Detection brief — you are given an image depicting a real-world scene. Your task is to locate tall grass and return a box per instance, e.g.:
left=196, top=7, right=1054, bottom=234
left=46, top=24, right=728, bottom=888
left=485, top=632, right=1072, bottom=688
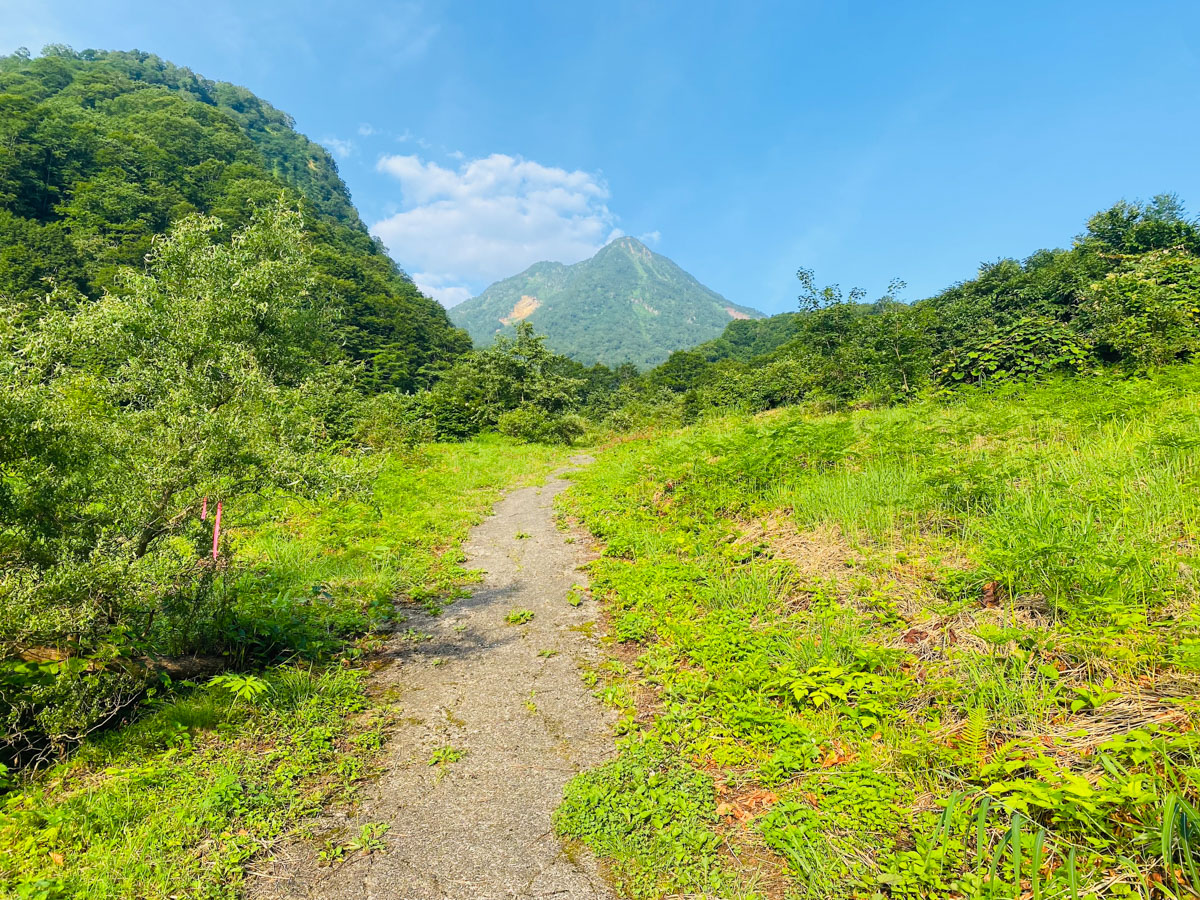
left=557, top=366, right=1200, bottom=897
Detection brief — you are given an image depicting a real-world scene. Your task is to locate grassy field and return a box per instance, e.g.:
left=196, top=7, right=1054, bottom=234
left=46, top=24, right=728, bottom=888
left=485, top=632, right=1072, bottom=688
left=0, top=436, right=570, bottom=899
left=555, top=368, right=1200, bottom=899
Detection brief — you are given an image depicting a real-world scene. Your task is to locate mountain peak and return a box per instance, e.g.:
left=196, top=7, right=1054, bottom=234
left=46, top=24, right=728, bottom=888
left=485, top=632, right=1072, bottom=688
left=599, top=235, right=653, bottom=259
left=608, top=235, right=649, bottom=250
left=450, top=241, right=763, bottom=369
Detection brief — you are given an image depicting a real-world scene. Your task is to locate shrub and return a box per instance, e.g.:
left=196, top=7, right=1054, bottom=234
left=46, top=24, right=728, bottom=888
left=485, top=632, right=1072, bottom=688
left=497, top=406, right=586, bottom=444
left=349, top=391, right=436, bottom=448
left=938, top=315, right=1092, bottom=385
left=1084, top=249, right=1200, bottom=367
left=0, top=202, right=349, bottom=761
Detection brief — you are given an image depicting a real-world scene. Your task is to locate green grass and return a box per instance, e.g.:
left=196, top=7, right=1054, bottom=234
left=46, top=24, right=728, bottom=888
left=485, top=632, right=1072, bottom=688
left=235, top=434, right=570, bottom=631
left=0, top=435, right=570, bottom=899
left=555, top=367, right=1200, bottom=898
left=1, top=667, right=378, bottom=899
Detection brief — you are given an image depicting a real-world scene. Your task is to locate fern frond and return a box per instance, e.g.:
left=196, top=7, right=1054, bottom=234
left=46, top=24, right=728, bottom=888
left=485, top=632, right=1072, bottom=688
left=962, top=704, right=988, bottom=776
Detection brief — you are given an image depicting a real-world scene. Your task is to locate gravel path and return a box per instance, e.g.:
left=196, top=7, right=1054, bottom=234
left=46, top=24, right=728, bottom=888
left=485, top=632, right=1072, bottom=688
left=253, top=459, right=616, bottom=900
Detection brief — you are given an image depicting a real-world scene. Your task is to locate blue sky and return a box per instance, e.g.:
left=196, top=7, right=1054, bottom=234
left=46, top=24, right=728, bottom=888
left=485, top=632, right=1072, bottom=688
left=5, top=0, right=1200, bottom=313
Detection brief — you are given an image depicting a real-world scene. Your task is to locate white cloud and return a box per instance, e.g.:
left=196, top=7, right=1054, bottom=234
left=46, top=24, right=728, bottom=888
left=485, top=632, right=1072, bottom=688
left=413, top=276, right=472, bottom=308
left=321, top=136, right=355, bottom=159
left=371, top=153, right=620, bottom=306
left=639, top=230, right=662, bottom=244
left=357, top=123, right=378, bottom=137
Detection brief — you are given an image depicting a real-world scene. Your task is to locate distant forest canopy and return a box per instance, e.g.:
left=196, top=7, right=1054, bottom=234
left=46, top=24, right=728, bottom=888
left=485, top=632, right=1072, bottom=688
left=0, top=45, right=470, bottom=391
left=638, top=193, right=1200, bottom=414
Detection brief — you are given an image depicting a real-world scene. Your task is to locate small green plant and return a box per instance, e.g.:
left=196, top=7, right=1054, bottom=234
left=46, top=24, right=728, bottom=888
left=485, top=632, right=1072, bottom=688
left=317, top=843, right=344, bottom=866
left=208, top=673, right=270, bottom=711
left=537, top=649, right=558, bottom=658
left=429, top=745, right=465, bottom=766
left=773, top=662, right=897, bottom=729
left=318, top=822, right=389, bottom=866
left=959, top=705, right=988, bottom=776
left=515, top=531, right=532, bottom=540
left=567, top=585, right=586, bottom=607
left=505, top=608, right=535, bottom=625
left=1068, top=678, right=1121, bottom=713
left=346, top=822, right=389, bottom=854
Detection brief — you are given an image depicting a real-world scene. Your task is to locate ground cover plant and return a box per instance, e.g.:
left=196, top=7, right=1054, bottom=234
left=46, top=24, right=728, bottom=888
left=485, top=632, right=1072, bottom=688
left=555, top=366, right=1200, bottom=898
left=0, top=437, right=569, bottom=899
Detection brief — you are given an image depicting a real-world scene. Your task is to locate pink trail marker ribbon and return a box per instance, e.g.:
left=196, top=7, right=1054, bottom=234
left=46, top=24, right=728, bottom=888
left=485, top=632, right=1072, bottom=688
left=212, top=500, right=223, bottom=560
left=201, top=497, right=208, bottom=521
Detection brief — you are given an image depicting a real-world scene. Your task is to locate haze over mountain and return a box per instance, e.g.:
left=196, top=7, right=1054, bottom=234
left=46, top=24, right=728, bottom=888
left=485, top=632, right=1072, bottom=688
left=449, top=237, right=762, bottom=369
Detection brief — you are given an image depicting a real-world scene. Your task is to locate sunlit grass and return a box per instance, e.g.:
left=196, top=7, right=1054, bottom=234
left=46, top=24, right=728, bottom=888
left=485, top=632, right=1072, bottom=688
left=0, top=435, right=571, bottom=899
left=556, top=366, right=1200, bottom=898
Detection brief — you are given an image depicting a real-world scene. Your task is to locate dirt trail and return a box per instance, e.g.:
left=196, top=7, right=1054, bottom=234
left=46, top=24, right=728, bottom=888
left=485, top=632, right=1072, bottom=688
left=254, top=459, right=616, bottom=900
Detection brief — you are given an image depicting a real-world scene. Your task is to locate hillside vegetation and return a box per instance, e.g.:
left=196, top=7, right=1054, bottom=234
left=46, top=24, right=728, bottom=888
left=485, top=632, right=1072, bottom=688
left=0, top=46, right=468, bottom=391
left=635, top=194, right=1200, bottom=416
left=557, top=368, right=1200, bottom=898
left=450, top=236, right=762, bottom=369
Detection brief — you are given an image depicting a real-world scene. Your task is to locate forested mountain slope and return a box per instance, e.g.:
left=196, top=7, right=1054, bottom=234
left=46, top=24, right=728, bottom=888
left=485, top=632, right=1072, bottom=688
left=450, top=236, right=762, bottom=369
left=0, top=46, right=468, bottom=390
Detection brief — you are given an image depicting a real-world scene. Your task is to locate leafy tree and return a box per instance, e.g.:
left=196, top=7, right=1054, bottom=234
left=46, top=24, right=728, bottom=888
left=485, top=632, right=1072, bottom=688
left=401, top=323, right=588, bottom=443
left=0, top=46, right=469, bottom=391
left=1, top=203, right=349, bottom=757
left=1083, top=250, right=1200, bottom=367
left=1081, top=193, right=1200, bottom=255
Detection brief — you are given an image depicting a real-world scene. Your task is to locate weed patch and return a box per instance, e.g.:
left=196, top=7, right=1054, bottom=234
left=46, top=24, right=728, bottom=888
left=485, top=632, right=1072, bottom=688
left=0, top=667, right=377, bottom=899
left=554, top=737, right=726, bottom=898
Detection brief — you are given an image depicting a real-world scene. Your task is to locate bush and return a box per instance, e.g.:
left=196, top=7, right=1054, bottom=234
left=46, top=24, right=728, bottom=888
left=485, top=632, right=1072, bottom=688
left=1084, top=249, right=1200, bottom=367
left=349, top=391, right=435, bottom=449
left=497, top=406, right=586, bottom=444
left=0, top=203, right=351, bottom=761
left=937, top=315, right=1092, bottom=386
